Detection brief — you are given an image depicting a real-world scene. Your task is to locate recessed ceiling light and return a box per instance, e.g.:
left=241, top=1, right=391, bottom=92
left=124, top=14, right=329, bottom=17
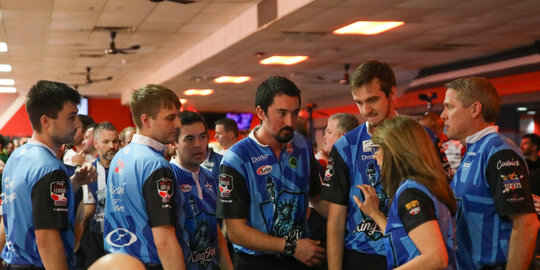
left=0, top=65, right=12, bottom=72
left=180, top=98, right=188, bottom=104
left=333, top=21, right=405, bottom=35
left=0, top=79, right=14, bottom=85
left=260, top=56, right=308, bottom=65
left=0, top=43, right=7, bottom=52
left=183, top=89, right=214, bottom=96
left=214, top=76, right=251, bottom=84
left=517, top=107, right=527, bottom=111
left=0, top=86, right=16, bottom=93
left=527, top=111, right=536, bottom=115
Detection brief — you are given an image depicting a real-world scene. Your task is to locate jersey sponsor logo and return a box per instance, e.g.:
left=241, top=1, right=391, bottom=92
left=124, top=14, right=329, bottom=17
left=251, top=155, right=268, bottom=163
left=353, top=219, right=383, bottom=241
left=188, top=247, right=216, bottom=267
left=157, top=178, right=173, bottom=202
left=181, top=184, right=192, bottom=192
left=219, top=174, right=233, bottom=198
left=288, top=157, right=298, bottom=168
left=110, top=182, right=126, bottom=195
left=112, top=199, right=125, bottom=212
left=362, top=139, right=374, bottom=153
left=405, top=199, right=421, bottom=215
left=323, top=158, right=334, bottom=184
left=2, top=192, right=16, bottom=203
left=361, top=154, right=375, bottom=160
left=257, top=165, right=273, bottom=175
left=105, top=228, right=138, bottom=247
left=501, top=172, right=525, bottom=201
left=496, top=159, right=520, bottom=170
left=114, top=159, right=125, bottom=174
left=50, top=181, right=68, bottom=206
left=286, top=143, right=294, bottom=154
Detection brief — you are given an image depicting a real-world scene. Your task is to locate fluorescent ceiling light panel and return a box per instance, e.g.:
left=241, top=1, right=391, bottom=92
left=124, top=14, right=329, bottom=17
left=0, top=43, right=7, bottom=52
left=260, top=56, right=308, bottom=65
left=517, top=107, right=527, bottom=111
left=333, top=21, right=405, bottom=35
left=0, top=86, right=16, bottom=93
left=183, top=89, right=214, bottom=96
left=0, top=79, right=14, bottom=85
left=214, top=76, right=251, bottom=84
left=0, top=64, right=12, bottom=72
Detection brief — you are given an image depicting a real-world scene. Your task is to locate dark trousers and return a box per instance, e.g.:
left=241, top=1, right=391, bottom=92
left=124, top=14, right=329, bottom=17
left=342, top=249, right=387, bottom=270
left=235, top=252, right=310, bottom=270
left=2, top=264, right=45, bottom=270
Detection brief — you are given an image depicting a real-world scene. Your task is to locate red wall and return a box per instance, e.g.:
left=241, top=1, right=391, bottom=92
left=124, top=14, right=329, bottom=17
left=0, top=97, right=134, bottom=137
left=0, top=105, right=33, bottom=137
left=87, top=98, right=134, bottom=131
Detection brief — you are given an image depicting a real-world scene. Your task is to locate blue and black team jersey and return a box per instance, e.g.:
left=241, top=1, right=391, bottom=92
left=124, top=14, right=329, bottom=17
left=1, top=141, right=75, bottom=268
left=320, top=123, right=450, bottom=256
left=320, top=123, right=388, bottom=255
left=201, top=148, right=223, bottom=179
left=170, top=160, right=219, bottom=270
left=385, top=180, right=456, bottom=270
left=103, top=135, right=182, bottom=264
left=452, top=126, right=534, bottom=269
left=217, top=129, right=320, bottom=255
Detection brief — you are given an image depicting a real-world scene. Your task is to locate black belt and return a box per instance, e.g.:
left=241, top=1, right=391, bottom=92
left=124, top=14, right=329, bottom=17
left=2, top=264, right=45, bottom=270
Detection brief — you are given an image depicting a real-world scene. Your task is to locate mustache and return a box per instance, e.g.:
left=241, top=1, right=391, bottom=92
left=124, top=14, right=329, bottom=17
left=279, top=126, right=294, bottom=133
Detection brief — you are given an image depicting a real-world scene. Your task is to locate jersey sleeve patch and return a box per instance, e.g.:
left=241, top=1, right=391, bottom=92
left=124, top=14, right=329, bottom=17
left=31, top=170, right=70, bottom=230
left=486, top=149, right=535, bottom=216
left=143, top=168, right=177, bottom=227
left=216, top=165, right=249, bottom=219
left=398, top=188, right=437, bottom=233
left=320, top=147, right=351, bottom=205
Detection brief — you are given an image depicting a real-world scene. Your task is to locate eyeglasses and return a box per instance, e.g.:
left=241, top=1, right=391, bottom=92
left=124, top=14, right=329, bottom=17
left=371, top=144, right=380, bottom=155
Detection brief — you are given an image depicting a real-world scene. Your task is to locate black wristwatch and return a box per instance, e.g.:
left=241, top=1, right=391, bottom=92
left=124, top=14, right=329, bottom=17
left=283, top=238, right=297, bottom=256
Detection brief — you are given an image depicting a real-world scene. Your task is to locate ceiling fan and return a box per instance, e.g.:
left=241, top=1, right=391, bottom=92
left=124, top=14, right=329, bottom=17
left=149, top=0, right=197, bottom=4
left=74, top=67, right=113, bottom=87
left=104, top=31, right=140, bottom=55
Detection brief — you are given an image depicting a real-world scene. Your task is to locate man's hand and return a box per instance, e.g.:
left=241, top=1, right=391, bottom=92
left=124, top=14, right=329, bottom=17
left=71, top=149, right=86, bottom=166
left=70, top=162, right=97, bottom=191
left=293, top=238, right=326, bottom=267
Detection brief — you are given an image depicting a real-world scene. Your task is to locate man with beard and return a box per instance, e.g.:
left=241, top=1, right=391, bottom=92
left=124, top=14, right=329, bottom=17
left=217, top=76, right=326, bottom=269
left=104, top=84, right=186, bottom=270
left=170, top=111, right=232, bottom=270
left=1, top=80, right=96, bottom=269
left=78, top=121, right=121, bottom=268
left=321, top=60, right=398, bottom=270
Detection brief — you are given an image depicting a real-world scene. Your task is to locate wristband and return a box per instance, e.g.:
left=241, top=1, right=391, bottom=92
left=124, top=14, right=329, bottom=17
left=283, top=238, right=297, bottom=256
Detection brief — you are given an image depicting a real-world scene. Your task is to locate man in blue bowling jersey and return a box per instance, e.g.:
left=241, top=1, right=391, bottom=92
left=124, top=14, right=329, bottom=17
left=78, top=121, right=120, bottom=268
left=103, top=84, right=186, bottom=270
left=217, top=76, right=326, bottom=269
left=321, top=60, right=398, bottom=270
left=1, top=80, right=95, bottom=270
left=441, top=77, right=538, bottom=269
left=170, top=111, right=233, bottom=270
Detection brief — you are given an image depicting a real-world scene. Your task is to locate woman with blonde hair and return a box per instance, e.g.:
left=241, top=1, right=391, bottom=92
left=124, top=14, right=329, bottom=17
left=354, top=115, right=457, bottom=269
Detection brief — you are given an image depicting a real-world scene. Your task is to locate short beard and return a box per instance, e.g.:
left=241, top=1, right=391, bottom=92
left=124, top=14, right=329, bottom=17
left=275, top=127, right=294, bottom=143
